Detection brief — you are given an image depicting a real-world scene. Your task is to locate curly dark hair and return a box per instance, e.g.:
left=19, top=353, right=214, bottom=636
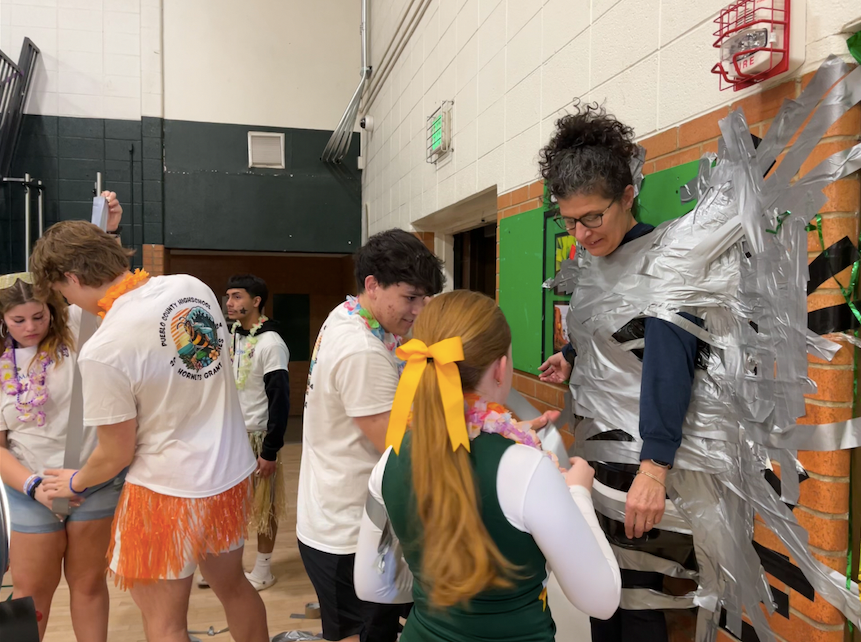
left=539, top=101, right=638, bottom=203
left=354, top=229, right=445, bottom=295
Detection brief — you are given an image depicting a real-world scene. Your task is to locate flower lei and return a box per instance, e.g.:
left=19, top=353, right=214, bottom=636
left=97, top=269, right=150, bottom=318
left=230, top=315, right=268, bottom=390
left=464, top=393, right=559, bottom=467
left=0, top=335, right=53, bottom=427
left=344, top=296, right=400, bottom=354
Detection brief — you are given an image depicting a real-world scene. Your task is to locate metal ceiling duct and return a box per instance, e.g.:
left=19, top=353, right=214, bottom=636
left=321, top=0, right=370, bottom=163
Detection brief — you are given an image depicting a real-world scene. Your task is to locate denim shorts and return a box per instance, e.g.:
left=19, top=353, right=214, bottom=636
left=5, top=470, right=126, bottom=534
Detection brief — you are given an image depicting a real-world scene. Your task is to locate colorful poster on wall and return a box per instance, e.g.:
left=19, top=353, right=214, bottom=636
left=554, top=233, right=577, bottom=295
left=553, top=303, right=569, bottom=352
left=555, top=234, right=576, bottom=272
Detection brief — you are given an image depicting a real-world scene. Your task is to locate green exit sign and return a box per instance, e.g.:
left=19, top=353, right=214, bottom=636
left=426, top=102, right=452, bottom=164
left=430, top=113, right=444, bottom=153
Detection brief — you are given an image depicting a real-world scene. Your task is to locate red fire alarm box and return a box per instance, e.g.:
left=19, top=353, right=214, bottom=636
left=711, top=0, right=805, bottom=91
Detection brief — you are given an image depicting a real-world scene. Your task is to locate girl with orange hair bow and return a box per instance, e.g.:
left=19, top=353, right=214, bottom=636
left=353, top=290, right=621, bottom=642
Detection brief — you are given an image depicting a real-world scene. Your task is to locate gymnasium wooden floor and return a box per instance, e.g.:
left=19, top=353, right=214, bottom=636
left=1, top=443, right=324, bottom=642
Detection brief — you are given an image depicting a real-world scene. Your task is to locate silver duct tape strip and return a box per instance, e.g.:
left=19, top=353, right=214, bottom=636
left=575, top=423, right=739, bottom=475
left=828, top=332, right=861, bottom=349
left=506, top=388, right=570, bottom=464
left=647, top=306, right=736, bottom=349
left=767, top=65, right=861, bottom=191
left=579, top=440, right=642, bottom=466
left=630, top=145, right=646, bottom=198
left=806, top=330, right=842, bottom=361
left=619, top=588, right=696, bottom=611
left=619, top=338, right=645, bottom=351
left=365, top=494, right=395, bottom=575
left=540, top=425, right=571, bottom=466
left=365, top=494, right=388, bottom=531
left=591, top=479, right=693, bottom=535
left=544, top=257, right=578, bottom=294
left=610, top=545, right=698, bottom=581
left=53, top=310, right=100, bottom=517
left=777, top=142, right=861, bottom=216
left=764, top=417, right=861, bottom=451
left=680, top=154, right=718, bottom=204
left=756, top=55, right=851, bottom=176
left=739, top=442, right=861, bottom=627
left=670, top=467, right=777, bottom=642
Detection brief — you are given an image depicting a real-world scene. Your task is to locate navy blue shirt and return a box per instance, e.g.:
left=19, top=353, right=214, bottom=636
left=561, top=222, right=699, bottom=466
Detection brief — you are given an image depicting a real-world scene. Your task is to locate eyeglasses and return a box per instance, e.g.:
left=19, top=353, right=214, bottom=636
left=552, top=199, right=616, bottom=231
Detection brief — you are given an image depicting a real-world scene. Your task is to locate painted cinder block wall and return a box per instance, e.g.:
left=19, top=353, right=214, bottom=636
left=362, top=0, right=861, bottom=236
left=495, top=70, right=861, bottom=642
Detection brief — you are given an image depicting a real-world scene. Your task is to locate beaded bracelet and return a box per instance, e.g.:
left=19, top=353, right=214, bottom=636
left=69, top=471, right=88, bottom=496
left=23, top=473, right=39, bottom=496
left=27, top=478, right=43, bottom=500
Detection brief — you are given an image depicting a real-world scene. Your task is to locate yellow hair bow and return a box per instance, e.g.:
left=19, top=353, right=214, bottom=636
left=386, top=337, right=469, bottom=455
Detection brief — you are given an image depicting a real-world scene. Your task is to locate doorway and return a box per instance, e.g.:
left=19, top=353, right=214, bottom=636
left=453, top=223, right=497, bottom=297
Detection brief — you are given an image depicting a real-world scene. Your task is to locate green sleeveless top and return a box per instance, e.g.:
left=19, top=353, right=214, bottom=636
left=382, top=432, right=555, bottom=642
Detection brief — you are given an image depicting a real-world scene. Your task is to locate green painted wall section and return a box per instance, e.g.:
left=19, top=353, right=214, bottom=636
left=498, top=207, right=545, bottom=376
left=637, top=160, right=701, bottom=226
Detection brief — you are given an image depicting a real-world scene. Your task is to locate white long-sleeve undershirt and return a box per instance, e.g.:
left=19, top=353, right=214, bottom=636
left=354, top=444, right=621, bottom=620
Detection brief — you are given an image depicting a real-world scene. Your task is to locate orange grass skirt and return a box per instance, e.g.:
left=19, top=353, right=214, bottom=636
left=106, top=477, right=252, bottom=589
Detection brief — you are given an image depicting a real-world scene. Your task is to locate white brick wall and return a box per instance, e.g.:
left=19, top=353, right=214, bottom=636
left=4, top=0, right=361, bottom=128
left=364, top=0, right=861, bottom=236
left=0, top=0, right=159, bottom=121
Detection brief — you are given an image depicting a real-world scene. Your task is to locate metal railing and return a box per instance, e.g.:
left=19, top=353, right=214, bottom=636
left=0, top=38, right=40, bottom=180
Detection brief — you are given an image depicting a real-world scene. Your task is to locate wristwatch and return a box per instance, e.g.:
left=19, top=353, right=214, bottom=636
left=109, top=225, right=123, bottom=236
left=649, top=459, right=671, bottom=469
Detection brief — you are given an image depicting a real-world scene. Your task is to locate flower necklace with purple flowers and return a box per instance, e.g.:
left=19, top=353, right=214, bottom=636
left=0, top=336, right=52, bottom=427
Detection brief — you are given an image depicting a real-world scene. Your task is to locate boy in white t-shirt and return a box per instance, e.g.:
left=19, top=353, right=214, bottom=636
left=222, top=273, right=290, bottom=591
left=297, top=228, right=444, bottom=642
left=30, top=221, right=268, bottom=642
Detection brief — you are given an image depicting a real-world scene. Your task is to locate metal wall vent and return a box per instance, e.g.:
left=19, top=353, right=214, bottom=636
left=248, top=132, right=285, bottom=169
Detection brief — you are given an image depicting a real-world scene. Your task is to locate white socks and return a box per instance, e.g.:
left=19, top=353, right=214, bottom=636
left=250, top=552, right=273, bottom=579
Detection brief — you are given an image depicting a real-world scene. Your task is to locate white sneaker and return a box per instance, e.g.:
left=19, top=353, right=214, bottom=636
left=245, top=571, right=277, bottom=591
left=196, top=573, right=209, bottom=588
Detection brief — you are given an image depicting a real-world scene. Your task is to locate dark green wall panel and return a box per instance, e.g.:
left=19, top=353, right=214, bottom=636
left=162, top=120, right=360, bottom=254
left=1, top=114, right=163, bottom=273
left=272, top=293, right=311, bottom=362
left=1, top=114, right=359, bottom=273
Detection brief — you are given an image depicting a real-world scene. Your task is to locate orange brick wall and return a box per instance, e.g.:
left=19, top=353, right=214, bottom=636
left=141, top=244, right=165, bottom=276
left=495, top=71, right=861, bottom=642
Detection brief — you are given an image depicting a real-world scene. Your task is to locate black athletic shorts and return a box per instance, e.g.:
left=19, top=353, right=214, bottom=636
left=298, top=539, right=407, bottom=642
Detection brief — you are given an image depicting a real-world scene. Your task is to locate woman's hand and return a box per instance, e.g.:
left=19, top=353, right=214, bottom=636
left=564, top=457, right=595, bottom=490
left=624, top=461, right=667, bottom=538
left=42, top=468, right=83, bottom=499
left=539, top=352, right=572, bottom=383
